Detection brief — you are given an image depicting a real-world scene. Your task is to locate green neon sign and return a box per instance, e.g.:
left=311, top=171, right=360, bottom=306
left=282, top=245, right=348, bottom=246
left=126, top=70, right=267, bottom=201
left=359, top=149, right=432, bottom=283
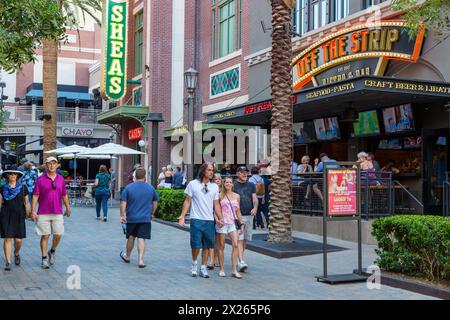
left=101, top=0, right=128, bottom=101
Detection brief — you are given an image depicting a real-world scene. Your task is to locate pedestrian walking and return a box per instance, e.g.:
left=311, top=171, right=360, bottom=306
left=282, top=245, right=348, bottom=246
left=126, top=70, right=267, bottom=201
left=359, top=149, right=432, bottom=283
left=109, top=168, right=117, bottom=199
left=216, top=176, right=244, bottom=278
left=31, top=157, right=71, bottom=269
left=22, top=162, right=39, bottom=204
left=0, top=166, right=31, bottom=271
left=119, top=168, right=159, bottom=268
left=249, top=166, right=265, bottom=229
left=207, top=173, right=223, bottom=270
left=178, top=163, right=224, bottom=278
left=94, top=165, right=111, bottom=222
left=233, top=166, right=258, bottom=272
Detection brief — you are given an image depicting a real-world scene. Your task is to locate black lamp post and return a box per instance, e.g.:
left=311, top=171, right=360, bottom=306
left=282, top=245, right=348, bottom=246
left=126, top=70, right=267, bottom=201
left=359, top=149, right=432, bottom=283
left=4, top=138, right=11, bottom=168
left=184, top=65, right=198, bottom=181
left=146, top=113, right=164, bottom=187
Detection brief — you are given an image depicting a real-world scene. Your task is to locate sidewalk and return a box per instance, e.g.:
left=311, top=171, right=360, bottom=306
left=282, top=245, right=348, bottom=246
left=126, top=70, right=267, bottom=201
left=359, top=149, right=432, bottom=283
left=0, top=207, right=437, bottom=300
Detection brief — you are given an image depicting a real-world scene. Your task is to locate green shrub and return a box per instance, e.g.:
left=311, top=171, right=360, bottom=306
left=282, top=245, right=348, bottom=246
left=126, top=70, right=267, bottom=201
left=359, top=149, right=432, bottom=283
left=156, top=188, right=186, bottom=222
left=372, top=215, right=450, bottom=281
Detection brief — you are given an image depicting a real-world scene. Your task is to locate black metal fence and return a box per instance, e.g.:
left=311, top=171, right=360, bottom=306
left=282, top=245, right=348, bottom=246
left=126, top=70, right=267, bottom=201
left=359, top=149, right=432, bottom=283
left=291, top=171, right=394, bottom=219
left=444, top=172, right=450, bottom=217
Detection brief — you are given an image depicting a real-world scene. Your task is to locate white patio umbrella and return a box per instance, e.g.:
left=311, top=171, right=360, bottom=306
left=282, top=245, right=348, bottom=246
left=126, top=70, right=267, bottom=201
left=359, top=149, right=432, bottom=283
left=45, top=144, right=90, bottom=180
left=78, top=143, right=144, bottom=206
left=58, top=153, right=117, bottom=180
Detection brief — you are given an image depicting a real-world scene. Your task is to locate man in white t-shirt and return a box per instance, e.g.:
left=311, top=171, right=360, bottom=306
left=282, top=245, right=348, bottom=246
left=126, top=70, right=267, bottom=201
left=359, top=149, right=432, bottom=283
left=178, top=163, right=224, bottom=278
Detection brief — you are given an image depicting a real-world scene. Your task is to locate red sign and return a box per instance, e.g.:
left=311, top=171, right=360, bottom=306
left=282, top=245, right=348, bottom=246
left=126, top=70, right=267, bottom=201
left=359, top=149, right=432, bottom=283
left=327, top=168, right=358, bottom=216
left=128, top=127, right=143, bottom=141
left=243, top=101, right=273, bottom=115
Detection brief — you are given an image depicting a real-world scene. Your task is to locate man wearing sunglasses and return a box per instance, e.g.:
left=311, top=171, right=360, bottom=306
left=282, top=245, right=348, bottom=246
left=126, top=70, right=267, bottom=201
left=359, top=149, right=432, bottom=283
left=32, top=157, right=71, bottom=269
left=178, top=163, right=224, bottom=278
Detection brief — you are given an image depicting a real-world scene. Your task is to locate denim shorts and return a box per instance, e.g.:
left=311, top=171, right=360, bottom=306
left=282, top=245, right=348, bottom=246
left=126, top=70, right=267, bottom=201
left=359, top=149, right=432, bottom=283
left=190, top=219, right=216, bottom=249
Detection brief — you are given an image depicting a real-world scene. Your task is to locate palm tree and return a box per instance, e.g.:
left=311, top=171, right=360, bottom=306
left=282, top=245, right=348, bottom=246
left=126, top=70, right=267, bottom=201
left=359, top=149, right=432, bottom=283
left=42, top=0, right=101, bottom=154
left=268, top=0, right=295, bottom=243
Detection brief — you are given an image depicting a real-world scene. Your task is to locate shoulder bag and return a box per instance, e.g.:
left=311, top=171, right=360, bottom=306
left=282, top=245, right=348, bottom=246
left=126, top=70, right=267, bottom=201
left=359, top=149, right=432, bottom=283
left=225, top=194, right=242, bottom=230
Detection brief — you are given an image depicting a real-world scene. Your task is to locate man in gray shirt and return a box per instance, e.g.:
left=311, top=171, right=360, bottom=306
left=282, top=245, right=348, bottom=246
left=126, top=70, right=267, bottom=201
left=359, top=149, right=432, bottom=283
left=233, top=166, right=258, bottom=272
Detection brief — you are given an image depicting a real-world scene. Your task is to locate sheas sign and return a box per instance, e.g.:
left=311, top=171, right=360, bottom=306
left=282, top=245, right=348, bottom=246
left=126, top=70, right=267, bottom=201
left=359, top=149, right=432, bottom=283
left=292, top=21, right=424, bottom=90
left=101, top=0, right=128, bottom=100
left=62, top=127, right=94, bottom=137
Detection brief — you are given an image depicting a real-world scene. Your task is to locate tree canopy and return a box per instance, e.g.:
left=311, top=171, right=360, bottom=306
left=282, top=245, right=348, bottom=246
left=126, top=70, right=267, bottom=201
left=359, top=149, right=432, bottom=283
left=0, top=0, right=101, bottom=73
left=0, top=0, right=67, bottom=72
left=393, top=0, right=450, bottom=39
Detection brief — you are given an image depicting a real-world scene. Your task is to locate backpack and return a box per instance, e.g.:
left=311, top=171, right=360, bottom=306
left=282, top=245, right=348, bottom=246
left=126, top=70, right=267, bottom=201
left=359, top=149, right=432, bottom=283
left=255, top=181, right=265, bottom=196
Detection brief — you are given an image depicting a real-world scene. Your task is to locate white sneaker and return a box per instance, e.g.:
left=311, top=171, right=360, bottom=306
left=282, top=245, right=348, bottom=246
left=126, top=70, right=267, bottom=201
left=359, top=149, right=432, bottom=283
left=191, top=262, right=198, bottom=277
left=199, top=266, right=210, bottom=278
left=219, top=270, right=226, bottom=277
left=238, top=261, right=248, bottom=272
left=48, top=250, right=56, bottom=265
left=41, top=258, right=50, bottom=269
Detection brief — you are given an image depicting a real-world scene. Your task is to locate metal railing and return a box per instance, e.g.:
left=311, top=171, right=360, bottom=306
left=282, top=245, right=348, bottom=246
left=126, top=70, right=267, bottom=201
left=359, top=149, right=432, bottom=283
left=65, top=179, right=96, bottom=207
left=393, top=180, right=424, bottom=215
left=5, top=105, right=100, bottom=124
left=291, top=171, right=396, bottom=219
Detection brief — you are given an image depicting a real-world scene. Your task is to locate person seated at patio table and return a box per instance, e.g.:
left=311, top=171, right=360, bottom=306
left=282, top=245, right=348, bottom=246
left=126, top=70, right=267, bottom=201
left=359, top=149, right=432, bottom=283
left=381, top=160, right=400, bottom=175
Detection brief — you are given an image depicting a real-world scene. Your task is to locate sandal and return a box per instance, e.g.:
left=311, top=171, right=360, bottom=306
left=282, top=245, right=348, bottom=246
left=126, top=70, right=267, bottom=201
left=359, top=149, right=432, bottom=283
left=138, top=264, right=146, bottom=269
left=232, top=272, right=242, bottom=279
left=120, top=251, right=130, bottom=263
left=14, top=255, right=20, bottom=266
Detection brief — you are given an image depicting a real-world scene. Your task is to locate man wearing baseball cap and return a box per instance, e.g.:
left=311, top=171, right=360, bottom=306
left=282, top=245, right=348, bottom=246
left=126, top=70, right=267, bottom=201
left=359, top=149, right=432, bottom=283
left=31, top=156, right=71, bottom=269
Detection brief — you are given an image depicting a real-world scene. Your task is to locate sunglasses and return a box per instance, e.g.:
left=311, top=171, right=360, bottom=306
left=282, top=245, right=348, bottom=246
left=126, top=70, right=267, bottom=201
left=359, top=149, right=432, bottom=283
left=202, top=184, right=209, bottom=193
left=52, top=180, right=56, bottom=189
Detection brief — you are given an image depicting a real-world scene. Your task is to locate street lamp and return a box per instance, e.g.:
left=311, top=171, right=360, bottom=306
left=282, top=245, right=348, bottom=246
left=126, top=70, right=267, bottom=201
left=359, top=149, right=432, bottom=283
left=109, top=131, right=115, bottom=143
left=146, top=113, right=164, bottom=187
left=4, top=138, right=11, bottom=168
left=184, top=65, right=198, bottom=181
left=0, top=81, right=8, bottom=109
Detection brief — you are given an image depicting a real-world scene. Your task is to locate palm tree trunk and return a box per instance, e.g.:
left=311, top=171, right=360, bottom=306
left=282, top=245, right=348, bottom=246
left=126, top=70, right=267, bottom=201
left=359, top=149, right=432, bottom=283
left=268, top=0, right=293, bottom=243
left=42, top=39, right=58, bottom=154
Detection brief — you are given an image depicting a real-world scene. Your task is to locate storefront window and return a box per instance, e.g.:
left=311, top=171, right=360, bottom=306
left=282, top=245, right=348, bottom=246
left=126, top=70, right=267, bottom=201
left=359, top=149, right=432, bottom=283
left=310, top=0, right=328, bottom=31
left=219, top=0, right=236, bottom=58
left=334, top=0, right=349, bottom=21
left=134, top=12, right=143, bottom=76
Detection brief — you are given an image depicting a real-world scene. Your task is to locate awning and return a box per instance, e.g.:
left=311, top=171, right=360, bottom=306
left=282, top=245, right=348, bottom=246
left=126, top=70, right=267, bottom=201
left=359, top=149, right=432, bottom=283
left=96, top=105, right=149, bottom=125
left=26, top=89, right=92, bottom=101
left=206, top=76, right=450, bottom=125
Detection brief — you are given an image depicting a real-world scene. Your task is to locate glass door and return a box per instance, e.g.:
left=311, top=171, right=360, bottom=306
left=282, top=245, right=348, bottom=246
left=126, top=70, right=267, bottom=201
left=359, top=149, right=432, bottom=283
left=422, top=128, right=449, bottom=215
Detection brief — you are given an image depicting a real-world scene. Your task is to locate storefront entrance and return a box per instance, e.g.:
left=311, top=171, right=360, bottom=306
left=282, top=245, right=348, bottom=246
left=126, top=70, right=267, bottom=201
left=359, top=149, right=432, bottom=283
left=422, top=128, right=449, bottom=214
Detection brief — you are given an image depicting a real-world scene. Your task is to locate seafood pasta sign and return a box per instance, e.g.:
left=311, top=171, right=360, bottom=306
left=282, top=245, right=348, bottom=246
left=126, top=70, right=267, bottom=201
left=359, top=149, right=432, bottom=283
left=101, top=0, right=128, bottom=100
left=327, top=169, right=358, bottom=216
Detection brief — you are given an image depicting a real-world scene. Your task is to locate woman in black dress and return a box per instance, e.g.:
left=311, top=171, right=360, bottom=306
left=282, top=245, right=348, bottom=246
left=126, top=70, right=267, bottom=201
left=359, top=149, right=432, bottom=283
left=0, top=167, right=30, bottom=271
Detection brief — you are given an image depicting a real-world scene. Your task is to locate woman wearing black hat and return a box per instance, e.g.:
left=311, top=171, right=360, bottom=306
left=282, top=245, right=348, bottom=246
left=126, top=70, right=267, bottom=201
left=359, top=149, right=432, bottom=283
left=0, top=166, right=31, bottom=271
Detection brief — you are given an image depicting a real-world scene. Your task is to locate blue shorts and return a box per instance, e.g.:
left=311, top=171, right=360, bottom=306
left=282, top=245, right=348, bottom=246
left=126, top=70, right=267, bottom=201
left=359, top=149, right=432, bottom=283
left=190, top=219, right=216, bottom=249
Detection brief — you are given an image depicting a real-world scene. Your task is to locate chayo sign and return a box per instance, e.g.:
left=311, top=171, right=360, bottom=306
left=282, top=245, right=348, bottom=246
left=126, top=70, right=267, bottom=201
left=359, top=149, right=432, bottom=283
left=101, top=0, right=128, bottom=101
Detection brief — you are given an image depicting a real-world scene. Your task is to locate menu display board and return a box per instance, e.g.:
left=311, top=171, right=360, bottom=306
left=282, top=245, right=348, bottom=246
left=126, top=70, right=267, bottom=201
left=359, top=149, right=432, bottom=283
left=327, top=168, right=358, bottom=216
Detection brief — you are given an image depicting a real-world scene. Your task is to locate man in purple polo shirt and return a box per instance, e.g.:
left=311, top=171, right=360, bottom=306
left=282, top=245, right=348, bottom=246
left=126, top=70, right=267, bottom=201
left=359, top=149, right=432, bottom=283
left=31, top=157, right=71, bottom=269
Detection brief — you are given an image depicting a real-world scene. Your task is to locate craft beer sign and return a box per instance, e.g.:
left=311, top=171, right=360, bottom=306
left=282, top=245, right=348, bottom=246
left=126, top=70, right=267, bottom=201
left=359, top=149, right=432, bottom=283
left=292, top=21, right=425, bottom=90
left=101, top=0, right=128, bottom=100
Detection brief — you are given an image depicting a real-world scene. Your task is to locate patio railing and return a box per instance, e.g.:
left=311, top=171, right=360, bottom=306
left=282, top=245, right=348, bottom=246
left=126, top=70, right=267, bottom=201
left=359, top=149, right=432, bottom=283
left=5, top=105, right=100, bottom=124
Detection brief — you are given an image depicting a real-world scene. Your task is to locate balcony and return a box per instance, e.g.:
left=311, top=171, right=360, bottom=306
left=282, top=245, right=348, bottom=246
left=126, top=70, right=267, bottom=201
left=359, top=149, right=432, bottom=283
left=4, top=106, right=100, bottom=124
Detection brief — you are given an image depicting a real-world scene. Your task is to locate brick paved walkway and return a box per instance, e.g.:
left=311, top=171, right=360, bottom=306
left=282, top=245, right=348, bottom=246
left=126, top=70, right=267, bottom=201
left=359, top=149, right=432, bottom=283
left=0, top=207, right=437, bottom=300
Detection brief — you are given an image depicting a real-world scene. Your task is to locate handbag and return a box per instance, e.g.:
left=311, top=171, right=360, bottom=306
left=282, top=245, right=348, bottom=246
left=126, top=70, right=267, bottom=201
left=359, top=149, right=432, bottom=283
left=226, top=195, right=242, bottom=230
